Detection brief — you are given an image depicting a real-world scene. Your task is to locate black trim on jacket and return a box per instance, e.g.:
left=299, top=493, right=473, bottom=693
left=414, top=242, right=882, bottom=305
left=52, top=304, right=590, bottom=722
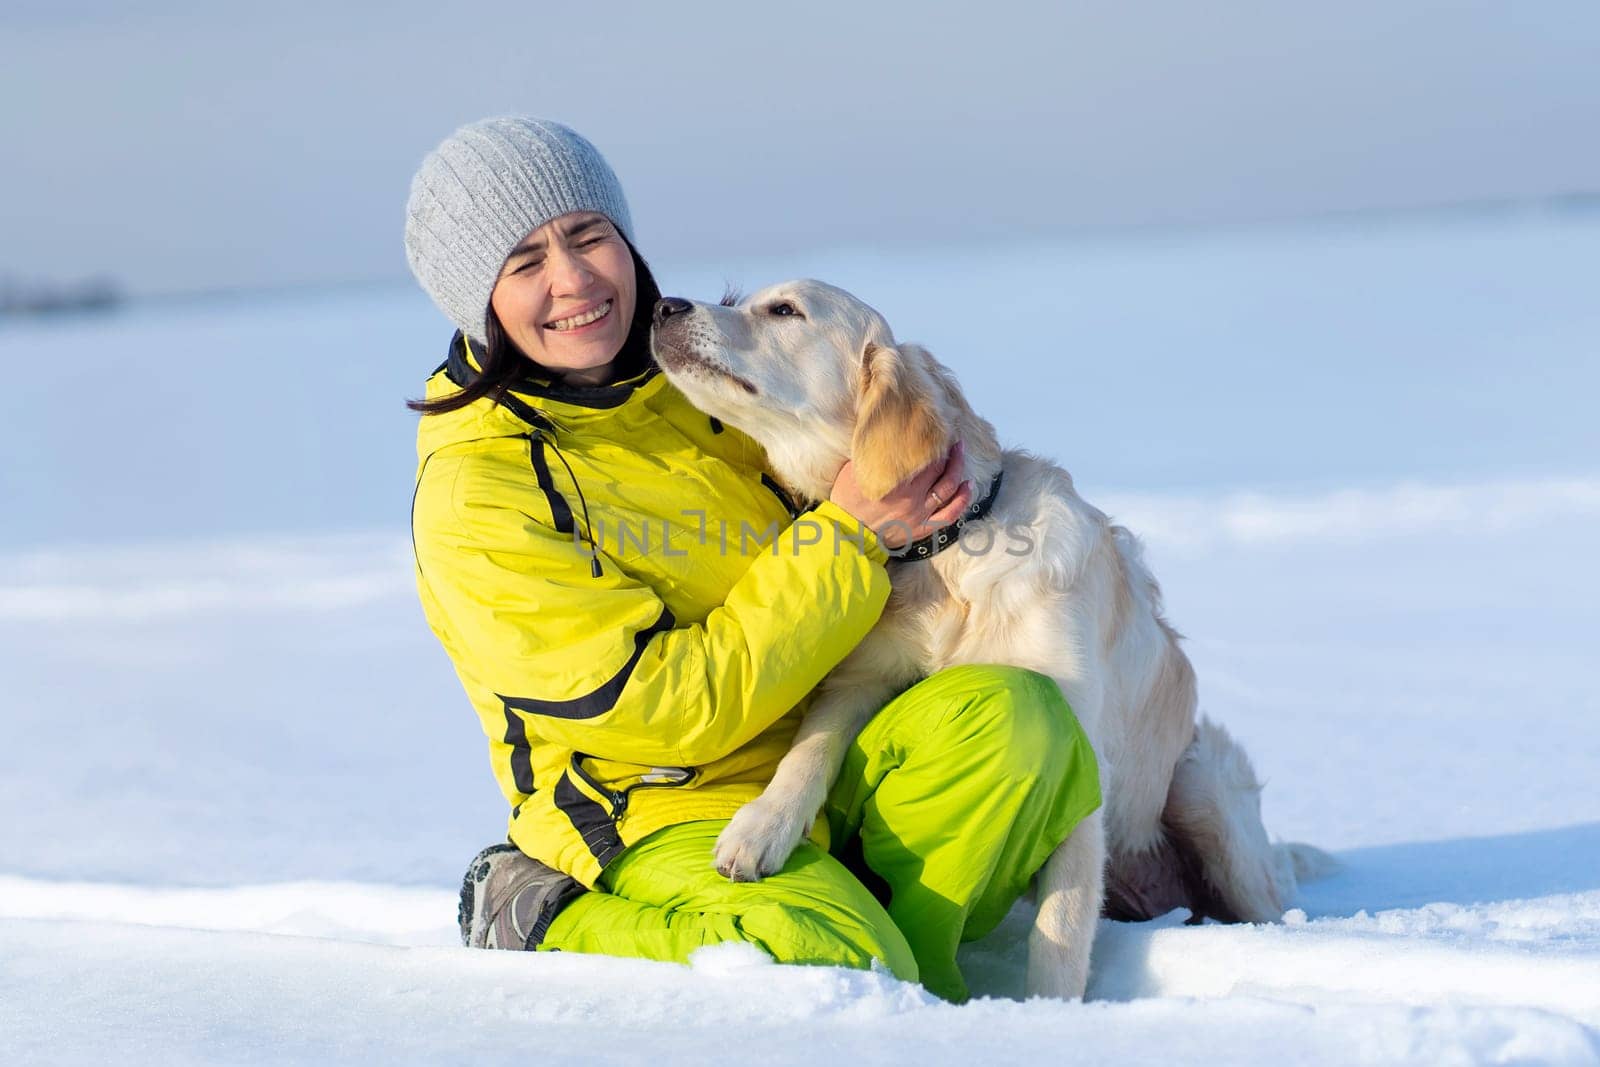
left=496, top=607, right=677, bottom=721
left=501, top=706, right=537, bottom=796
left=527, top=437, right=576, bottom=535
left=553, top=772, right=626, bottom=867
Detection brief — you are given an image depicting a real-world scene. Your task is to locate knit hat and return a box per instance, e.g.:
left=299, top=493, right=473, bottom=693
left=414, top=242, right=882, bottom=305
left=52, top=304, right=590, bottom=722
left=404, top=117, right=634, bottom=345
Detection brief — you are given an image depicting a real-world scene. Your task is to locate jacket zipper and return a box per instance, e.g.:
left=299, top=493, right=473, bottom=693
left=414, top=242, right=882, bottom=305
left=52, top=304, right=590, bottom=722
left=569, top=753, right=697, bottom=825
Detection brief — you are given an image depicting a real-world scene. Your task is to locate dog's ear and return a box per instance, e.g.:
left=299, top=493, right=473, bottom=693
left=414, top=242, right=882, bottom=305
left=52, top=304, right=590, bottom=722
left=850, top=342, right=951, bottom=499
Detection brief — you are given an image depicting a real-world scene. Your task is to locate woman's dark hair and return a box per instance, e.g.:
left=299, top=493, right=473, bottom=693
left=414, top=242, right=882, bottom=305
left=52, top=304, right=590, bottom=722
left=407, top=235, right=663, bottom=416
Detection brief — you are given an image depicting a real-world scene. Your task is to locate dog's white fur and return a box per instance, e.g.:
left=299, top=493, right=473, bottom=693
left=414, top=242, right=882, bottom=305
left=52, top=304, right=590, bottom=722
left=651, top=281, right=1328, bottom=999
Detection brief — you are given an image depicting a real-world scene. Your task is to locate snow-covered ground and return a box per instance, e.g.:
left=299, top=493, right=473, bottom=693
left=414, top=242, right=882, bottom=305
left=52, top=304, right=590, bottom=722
left=3, top=209, right=1598, bottom=1064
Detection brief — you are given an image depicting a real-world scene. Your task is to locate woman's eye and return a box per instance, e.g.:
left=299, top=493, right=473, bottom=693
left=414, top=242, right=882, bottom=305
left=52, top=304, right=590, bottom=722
left=769, top=302, right=799, bottom=317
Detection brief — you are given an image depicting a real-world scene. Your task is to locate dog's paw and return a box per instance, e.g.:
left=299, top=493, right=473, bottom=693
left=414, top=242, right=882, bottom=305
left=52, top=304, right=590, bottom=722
left=712, top=798, right=809, bottom=882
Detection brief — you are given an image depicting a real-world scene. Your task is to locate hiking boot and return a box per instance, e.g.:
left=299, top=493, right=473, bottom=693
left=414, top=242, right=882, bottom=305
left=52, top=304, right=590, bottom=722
left=458, top=842, right=584, bottom=950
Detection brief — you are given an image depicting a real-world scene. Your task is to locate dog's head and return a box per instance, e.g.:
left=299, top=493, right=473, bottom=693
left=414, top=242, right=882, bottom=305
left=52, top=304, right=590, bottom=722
left=651, top=279, right=959, bottom=499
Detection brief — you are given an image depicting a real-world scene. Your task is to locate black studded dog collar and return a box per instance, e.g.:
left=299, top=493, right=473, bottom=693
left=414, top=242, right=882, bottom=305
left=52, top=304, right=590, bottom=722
left=896, top=470, right=1005, bottom=561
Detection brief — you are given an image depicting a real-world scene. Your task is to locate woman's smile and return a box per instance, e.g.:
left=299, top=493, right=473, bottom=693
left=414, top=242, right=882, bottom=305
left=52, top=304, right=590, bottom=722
left=546, top=298, right=613, bottom=332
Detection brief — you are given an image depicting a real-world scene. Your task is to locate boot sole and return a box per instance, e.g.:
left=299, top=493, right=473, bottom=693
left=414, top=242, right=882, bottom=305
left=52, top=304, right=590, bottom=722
left=458, top=843, right=520, bottom=947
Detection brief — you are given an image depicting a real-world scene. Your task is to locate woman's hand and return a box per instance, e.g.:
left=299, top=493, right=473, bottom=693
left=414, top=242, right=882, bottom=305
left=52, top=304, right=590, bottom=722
left=829, top=440, right=973, bottom=550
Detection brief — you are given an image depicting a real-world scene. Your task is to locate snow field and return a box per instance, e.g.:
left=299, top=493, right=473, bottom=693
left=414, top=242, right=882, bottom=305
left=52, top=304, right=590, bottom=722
left=4, top=913, right=1598, bottom=1066
left=3, top=209, right=1598, bottom=1062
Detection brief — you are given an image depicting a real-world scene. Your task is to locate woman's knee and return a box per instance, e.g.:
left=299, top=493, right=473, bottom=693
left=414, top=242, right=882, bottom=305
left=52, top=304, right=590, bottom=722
left=937, top=664, right=1091, bottom=782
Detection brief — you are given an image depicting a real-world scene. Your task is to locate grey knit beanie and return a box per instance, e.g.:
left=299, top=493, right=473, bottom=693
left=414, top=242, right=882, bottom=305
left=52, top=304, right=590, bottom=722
left=404, top=117, right=634, bottom=345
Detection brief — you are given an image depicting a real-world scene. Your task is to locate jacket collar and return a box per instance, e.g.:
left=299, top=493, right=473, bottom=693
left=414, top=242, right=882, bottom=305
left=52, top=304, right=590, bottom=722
left=416, top=331, right=671, bottom=463
left=443, top=331, right=661, bottom=421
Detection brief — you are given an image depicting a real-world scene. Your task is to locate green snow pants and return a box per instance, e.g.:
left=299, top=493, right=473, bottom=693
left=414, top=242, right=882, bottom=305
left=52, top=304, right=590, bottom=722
left=540, top=664, right=1101, bottom=1001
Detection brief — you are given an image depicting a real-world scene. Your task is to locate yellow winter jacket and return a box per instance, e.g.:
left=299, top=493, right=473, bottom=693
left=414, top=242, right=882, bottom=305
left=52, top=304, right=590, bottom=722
left=411, top=336, right=892, bottom=887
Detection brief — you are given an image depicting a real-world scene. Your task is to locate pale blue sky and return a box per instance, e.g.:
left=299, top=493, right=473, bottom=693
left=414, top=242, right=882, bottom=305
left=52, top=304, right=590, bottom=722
left=3, top=0, right=1597, bottom=295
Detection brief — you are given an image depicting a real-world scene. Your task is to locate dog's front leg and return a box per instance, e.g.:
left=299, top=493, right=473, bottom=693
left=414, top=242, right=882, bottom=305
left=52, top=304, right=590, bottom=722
left=1026, top=806, right=1105, bottom=1000
left=713, top=683, right=887, bottom=881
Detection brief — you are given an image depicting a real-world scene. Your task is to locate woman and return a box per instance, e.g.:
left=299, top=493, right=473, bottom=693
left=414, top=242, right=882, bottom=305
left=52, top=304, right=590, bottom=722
left=405, top=117, right=1100, bottom=1002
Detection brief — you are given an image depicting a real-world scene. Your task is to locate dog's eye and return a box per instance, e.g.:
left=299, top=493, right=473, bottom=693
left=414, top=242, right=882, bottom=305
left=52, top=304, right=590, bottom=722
left=767, top=302, right=801, bottom=318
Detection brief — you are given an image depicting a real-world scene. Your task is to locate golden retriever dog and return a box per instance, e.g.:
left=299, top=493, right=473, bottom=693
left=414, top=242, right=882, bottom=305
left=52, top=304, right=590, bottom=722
left=650, top=281, right=1326, bottom=999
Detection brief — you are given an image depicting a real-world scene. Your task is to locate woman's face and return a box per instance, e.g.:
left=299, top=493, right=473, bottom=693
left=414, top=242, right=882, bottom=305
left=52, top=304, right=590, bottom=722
left=489, top=211, right=637, bottom=386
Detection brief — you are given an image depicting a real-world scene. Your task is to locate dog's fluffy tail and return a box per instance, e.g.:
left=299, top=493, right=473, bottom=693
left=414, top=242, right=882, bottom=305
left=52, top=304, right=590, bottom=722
left=1277, top=839, right=1340, bottom=887
left=1164, top=717, right=1334, bottom=923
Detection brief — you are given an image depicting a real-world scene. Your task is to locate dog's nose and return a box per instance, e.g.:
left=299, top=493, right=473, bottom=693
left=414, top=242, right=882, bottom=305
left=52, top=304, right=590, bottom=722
left=653, top=297, right=694, bottom=326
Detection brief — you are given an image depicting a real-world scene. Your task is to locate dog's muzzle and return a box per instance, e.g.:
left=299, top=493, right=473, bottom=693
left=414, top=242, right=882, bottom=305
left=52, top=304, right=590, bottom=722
left=650, top=299, right=760, bottom=397
left=650, top=297, right=698, bottom=368
left=653, top=297, right=694, bottom=326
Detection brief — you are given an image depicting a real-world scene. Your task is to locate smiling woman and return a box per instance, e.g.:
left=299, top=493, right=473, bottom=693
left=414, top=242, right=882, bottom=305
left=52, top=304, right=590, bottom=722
left=400, top=116, right=1095, bottom=1003
left=409, top=132, right=665, bottom=412
left=489, top=213, right=639, bottom=387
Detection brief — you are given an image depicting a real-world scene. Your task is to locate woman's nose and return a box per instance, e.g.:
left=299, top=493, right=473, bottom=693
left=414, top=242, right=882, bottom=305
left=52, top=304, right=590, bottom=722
left=654, top=297, right=694, bottom=325
left=545, top=244, right=594, bottom=292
